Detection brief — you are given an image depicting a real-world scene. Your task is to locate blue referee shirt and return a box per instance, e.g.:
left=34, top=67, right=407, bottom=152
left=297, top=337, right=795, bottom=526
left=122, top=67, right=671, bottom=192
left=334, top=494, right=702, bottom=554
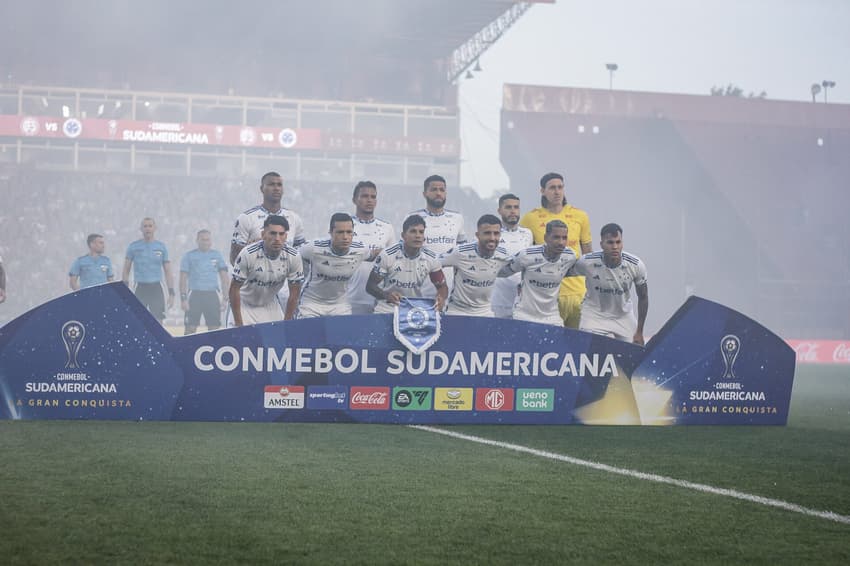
left=69, top=254, right=113, bottom=288
left=180, top=249, right=228, bottom=291
left=125, top=240, right=169, bottom=283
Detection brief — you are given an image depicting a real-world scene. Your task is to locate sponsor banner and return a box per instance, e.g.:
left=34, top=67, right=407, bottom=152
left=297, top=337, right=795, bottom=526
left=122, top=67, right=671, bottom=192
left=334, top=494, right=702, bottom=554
left=434, top=388, right=473, bottom=411
left=350, top=387, right=390, bottom=410
left=1, top=115, right=459, bottom=156
left=475, top=388, right=514, bottom=412
left=392, top=387, right=432, bottom=410
left=786, top=340, right=850, bottom=364
left=516, top=389, right=555, bottom=412
left=264, top=385, right=305, bottom=409
left=0, top=284, right=796, bottom=424
left=1, top=114, right=321, bottom=149
left=306, top=386, right=348, bottom=410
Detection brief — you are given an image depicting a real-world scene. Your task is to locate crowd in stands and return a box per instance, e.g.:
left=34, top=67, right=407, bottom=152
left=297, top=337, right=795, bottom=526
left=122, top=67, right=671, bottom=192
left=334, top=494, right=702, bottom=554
left=0, top=167, right=492, bottom=326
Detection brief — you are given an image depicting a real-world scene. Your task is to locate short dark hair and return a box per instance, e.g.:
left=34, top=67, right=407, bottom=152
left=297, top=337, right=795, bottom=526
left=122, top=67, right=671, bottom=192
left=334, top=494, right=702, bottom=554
left=403, top=214, right=426, bottom=233
left=352, top=180, right=377, bottom=199
left=263, top=215, right=289, bottom=230
left=86, top=233, right=103, bottom=246
left=545, top=220, right=568, bottom=235
left=601, top=223, right=623, bottom=238
left=498, top=193, right=520, bottom=206
left=196, top=229, right=211, bottom=238
left=423, top=174, right=446, bottom=190
left=477, top=214, right=502, bottom=228
left=539, top=172, right=567, bottom=207
left=329, top=212, right=354, bottom=232
left=261, top=171, right=282, bottom=185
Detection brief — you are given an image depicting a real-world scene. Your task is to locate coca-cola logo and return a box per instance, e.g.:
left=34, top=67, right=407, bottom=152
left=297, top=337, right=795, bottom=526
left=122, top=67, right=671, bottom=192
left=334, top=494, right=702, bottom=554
left=793, top=342, right=820, bottom=362
left=833, top=343, right=850, bottom=363
left=350, top=387, right=390, bottom=410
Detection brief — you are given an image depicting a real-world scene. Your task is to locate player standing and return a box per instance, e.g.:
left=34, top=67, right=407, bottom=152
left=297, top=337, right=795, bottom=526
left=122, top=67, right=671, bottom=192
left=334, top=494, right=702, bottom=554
left=367, top=215, right=447, bottom=314
left=499, top=220, right=578, bottom=327
left=298, top=213, right=369, bottom=318
left=229, top=216, right=304, bottom=326
left=347, top=181, right=395, bottom=315
left=570, top=223, right=649, bottom=344
left=440, top=214, right=511, bottom=317
left=491, top=194, right=533, bottom=318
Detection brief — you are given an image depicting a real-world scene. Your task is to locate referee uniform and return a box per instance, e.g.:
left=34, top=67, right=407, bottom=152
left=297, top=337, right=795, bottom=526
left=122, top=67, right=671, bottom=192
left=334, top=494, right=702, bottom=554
left=125, top=239, right=170, bottom=321
left=180, top=247, right=228, bottom=332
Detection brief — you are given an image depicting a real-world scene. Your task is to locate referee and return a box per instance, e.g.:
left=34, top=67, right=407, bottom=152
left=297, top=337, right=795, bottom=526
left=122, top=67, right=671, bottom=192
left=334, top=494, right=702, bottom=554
left=179, top=229, right=229, bottom=334
left=122, top=217, right=174, bottom=322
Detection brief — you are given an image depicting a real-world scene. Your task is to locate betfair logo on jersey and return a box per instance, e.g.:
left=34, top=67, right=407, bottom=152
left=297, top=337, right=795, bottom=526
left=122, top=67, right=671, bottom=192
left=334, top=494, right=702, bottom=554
left=516, top=388, right=555, bottom=412
left=434, top=387, right=473, bottom=411
left=392, top=387, right=432, bottom=410
left=263, top=385, right=305, bottom=409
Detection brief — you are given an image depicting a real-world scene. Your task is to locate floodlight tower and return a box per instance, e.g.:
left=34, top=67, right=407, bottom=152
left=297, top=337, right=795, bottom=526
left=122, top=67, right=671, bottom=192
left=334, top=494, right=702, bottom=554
left=606, top=63, right=618, bottom=91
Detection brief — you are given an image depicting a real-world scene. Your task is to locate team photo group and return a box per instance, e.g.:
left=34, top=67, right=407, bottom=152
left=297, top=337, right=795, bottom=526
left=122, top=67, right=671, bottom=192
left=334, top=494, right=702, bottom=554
left=70, top=171, right=649, bottom=344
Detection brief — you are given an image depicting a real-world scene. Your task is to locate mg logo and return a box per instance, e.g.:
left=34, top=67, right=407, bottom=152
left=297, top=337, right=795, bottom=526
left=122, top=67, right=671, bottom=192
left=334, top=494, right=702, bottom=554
left=484, top=389, right=505, bottom=410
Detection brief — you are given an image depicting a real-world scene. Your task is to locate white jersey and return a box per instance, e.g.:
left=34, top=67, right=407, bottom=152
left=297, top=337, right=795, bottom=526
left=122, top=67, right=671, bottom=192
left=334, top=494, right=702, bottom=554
left=372, top=243, right=443, bottom=314
left=405, top=208, right=467, bottom=299
left=346, top=215, right=395, bottom=309
left=571, top=251, right=647, bottom=339
left=298, top=239, right=368, bottom=317
left=501, top=245, right=578, bottom=326
left=491, top=224, right=533, bottom=317
left=441, top=243, right=512, bottom=317
left=232, top=242, right=304, bottom=308
left=231, top=205, right=306, bottom=251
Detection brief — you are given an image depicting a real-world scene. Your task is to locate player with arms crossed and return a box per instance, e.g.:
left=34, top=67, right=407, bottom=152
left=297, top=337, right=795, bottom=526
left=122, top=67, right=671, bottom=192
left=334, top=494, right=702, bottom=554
left=405, top=174, right=466, bottom=299
left=440, top=214, right=511, bottom=317
left=491, top=194, right=533, bottom=318
left=347, top=181, right=395, bottom=315
left=498, top=220, right=578, bottom=327
left=570, top=223, right=649, bottom=345
left=229, top=215, right=304, bottom=326
left=298, top=213, right=369, bottom=318
left=366, top=215, right=448, bottom=314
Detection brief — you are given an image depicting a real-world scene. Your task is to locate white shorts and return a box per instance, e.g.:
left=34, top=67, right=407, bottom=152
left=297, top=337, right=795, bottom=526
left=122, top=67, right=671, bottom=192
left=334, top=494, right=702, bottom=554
left=579, top=311, right=636, bottom=342
left=227, top=301, right=284, bottom=326
left=513, top=309, right=562, bottom=327
left=297, top=301, right=352, bottom=319
left=445, top=303, right=493, bottom=318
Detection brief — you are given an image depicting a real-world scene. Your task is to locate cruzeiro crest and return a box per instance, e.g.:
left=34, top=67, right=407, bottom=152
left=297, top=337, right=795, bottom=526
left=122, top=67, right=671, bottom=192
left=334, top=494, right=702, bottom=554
left=61, top=320, right=86, bottom=369
left=393, top=298, right=441, bottom=355
left=720, top=334, right=741, bottom=379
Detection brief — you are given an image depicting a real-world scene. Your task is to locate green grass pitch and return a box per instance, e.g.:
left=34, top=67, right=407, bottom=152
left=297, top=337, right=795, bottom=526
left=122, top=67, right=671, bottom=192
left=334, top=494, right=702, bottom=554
left=1, top=365, right=848, bottom=565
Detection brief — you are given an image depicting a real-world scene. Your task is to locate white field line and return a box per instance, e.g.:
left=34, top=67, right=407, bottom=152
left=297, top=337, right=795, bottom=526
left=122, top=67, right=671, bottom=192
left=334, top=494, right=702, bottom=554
left=410, top=425, right=850, bottom=526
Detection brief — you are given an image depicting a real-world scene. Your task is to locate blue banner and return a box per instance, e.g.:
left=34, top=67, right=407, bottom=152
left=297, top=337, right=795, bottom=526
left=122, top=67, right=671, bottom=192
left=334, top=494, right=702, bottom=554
left=0, top=283, right=795, bottom=424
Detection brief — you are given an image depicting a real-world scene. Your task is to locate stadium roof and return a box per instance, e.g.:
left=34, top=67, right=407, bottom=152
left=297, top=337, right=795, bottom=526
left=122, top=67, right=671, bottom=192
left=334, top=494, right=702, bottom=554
left=3, top=1, right=549, bottom=67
